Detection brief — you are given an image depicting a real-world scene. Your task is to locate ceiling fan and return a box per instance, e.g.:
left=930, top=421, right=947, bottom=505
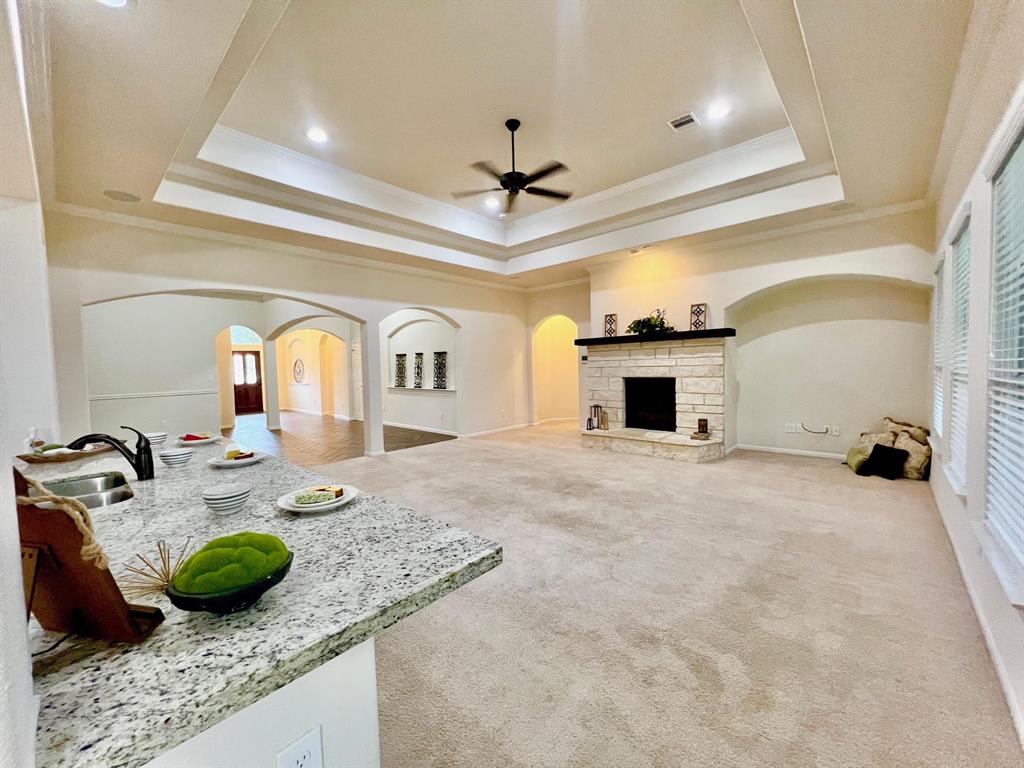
left=452, top=118, right=571, bottom=214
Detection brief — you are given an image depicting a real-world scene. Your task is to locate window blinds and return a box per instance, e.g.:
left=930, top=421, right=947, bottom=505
left=948, top=226, right=971, bottom=489
left=933, top=263, right=945, bottom=436
left=986, top=134, right=1024, bottom=568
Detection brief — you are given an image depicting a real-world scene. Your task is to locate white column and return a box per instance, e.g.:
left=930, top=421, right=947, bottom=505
left=360, top=322, right=385, bottom=456
left=263, top=340, right=281, bottom=431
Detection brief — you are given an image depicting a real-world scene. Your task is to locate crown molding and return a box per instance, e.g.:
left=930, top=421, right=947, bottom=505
left=199, top=125, right=507, bottom=246
left=43, top=201, right=529, bottom=294
left=504, top=127, right=805, bottom=246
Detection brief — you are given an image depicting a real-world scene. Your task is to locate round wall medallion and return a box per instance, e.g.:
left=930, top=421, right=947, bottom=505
left=292, top=359, right=305, bottom=383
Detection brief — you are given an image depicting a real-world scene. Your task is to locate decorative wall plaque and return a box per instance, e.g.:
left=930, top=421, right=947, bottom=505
left=433, top=351, right=448, bottom=389
left=414, top=353, right=424, bottom=388
left=604, top=313, right=618, bottom=337
left=292, top=359, right=305, bottom=383
left=689, top=303, right=708, bottom=331
left=394, top=353, right=407, bottom=387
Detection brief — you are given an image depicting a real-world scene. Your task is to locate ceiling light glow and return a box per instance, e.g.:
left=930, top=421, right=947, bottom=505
left=95, top=0, right=131, bottom=7
left=484, top=197, right=500, bottom=210
left=706, top=101, right=732, bottom=121
left=306, top=127, right=328, bottom=143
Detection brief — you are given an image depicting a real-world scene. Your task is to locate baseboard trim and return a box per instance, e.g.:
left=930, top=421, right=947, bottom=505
left=383, top=420, right=458, bottom=437
left=364, top=450, right=386, bottom=458
left=459, top=423, right=530, bottom=438
left=529, top=417, right=578, bottom=426
left=733, top=443, right=846, bottom=461
left=281, top=407, right=326, bottom=416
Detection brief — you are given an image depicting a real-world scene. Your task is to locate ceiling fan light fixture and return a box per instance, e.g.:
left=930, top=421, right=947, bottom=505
left=484, top=196, right=500, bottom=210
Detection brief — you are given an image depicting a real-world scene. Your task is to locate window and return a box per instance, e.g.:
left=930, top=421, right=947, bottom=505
left=932, top=262, right=945, bottom=436
left=948, top=225, right=971, bottom=489
left=233, top=353, right=245, bottom=386
left=244, top=353, right=258, bottom=385
left=986, top=133, right=1024, bottom=572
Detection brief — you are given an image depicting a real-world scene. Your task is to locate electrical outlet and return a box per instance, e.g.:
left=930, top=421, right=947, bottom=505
left=784, top=423, right=796, bottom=433
left=439, top=411, right=445, bottom=421
left=829, top=426, right=841, bottom=436
left=276, top=726, right=324, bottom=768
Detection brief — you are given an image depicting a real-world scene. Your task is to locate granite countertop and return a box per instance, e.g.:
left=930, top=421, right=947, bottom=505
left=18, top=441, right=501, bottom=768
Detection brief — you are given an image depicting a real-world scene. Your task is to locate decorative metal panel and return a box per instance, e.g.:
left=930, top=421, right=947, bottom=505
left=394, top=353, right=407, bottom=387
left=433, top=351, right=448, bottom=389
left=414, top=352, right=424, bottom=388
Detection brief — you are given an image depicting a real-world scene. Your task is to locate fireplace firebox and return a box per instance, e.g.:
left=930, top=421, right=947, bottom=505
left=624, top=377, right=676, bottom=432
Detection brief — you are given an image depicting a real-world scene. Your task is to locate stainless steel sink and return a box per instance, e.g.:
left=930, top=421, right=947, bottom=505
left=31, top=471, right=134, bottom=510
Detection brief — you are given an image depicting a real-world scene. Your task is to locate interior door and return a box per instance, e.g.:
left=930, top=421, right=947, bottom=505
left=233, top=350, right=264, bottom=414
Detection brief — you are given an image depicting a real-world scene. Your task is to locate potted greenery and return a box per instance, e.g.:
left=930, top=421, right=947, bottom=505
left=626, top=308, right=675, bottom=337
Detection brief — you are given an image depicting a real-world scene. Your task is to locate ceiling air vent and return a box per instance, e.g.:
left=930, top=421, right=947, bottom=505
left=667, top=112, right=699, bottom=133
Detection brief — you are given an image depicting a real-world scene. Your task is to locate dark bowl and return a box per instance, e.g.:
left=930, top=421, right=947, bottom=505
left=166, top=552, right=293, bottom=615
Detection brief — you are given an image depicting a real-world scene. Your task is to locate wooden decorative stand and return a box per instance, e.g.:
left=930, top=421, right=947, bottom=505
left=15, top=468, right=163, bottom=643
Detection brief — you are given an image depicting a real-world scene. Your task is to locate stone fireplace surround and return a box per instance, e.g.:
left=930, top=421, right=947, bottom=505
left=575, top=329, right=734, bottom=463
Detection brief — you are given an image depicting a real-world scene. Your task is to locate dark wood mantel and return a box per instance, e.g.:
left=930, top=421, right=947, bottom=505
left=574, top=328, right=736, bottom=347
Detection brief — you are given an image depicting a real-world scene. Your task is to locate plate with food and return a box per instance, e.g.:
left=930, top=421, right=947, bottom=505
left=276, top=484, right=359, bottom=514
left=177, top=432, right=219, bottom=446
left=207, top=442, right=266, bottom=468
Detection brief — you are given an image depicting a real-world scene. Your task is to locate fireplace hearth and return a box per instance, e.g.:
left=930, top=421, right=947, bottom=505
left=625, top=377, right=676, bottom=432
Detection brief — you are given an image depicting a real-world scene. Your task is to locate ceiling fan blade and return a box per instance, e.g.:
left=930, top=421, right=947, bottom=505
left=504, top=192, right=518, bottom=214
left=451, top=188, right=502, bottom=198
left=524, top=186, right=572, bottom=200
left=470, top=161, right=504, bottom=181
left=523, top=161, right=567, bottom=186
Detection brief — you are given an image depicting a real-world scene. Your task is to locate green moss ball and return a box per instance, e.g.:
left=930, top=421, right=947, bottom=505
left=172, top=532, right=290, bottom=595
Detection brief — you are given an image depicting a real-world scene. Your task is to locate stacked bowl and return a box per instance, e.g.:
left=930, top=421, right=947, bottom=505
left=202, top=483, right=252, bottom=515
left=145, top=431, right=168, bottom=448
left=158, top=447, right=194, bottom=467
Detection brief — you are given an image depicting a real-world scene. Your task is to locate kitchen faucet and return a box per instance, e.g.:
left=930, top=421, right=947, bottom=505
left=67, top=426, right=155, bottom=481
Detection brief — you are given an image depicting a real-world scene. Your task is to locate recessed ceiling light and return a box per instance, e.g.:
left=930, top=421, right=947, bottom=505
left=706, top=101, right=732, bottom=121
left=306, top=127, right=328, bottom=143
left=103, top=189, right=140, bottom=203
left=484, top=197, right=500, bottom=211
left=95, top=0, right=133, bottom=8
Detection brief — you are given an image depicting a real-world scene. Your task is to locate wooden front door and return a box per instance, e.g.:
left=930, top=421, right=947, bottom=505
left=233, top=350, right=264, bottom=414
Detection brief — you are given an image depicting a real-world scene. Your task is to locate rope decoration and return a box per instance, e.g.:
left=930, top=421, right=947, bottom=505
left=16, top=477, right=110, bottom=570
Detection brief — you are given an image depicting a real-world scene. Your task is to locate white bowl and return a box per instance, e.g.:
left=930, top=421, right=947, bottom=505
left=205, top=502, right=248, bottom=516
left=145, top=431, right=168, bottom=447
left=202, top=482, right=251, bottom=500
left=201, top=482, right=252, bottom=515
left=158, top=448, right=194, bottom=467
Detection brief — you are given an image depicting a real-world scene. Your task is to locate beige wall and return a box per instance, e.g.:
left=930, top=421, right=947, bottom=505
left=45, top=211, right=533, bottom=438
left=532, top=315, right=579, bottom=423
left=730, top=278, right=930, bottom=455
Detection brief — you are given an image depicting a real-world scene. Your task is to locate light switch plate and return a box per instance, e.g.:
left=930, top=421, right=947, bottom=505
left=276, top=725, right=324, bottom=768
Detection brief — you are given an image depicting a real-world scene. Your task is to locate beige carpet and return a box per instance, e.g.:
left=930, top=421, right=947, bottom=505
left=315, top=422, right=1022, bottom=768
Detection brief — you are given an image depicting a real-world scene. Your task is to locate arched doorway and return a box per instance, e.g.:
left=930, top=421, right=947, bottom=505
left=531, top=315, right=580, bottom=425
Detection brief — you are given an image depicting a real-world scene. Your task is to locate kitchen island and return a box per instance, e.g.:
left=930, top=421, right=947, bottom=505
left=20, top=441, right=501, bottom=767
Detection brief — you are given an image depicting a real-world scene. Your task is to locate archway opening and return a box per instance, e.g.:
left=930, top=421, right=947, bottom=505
left=532, top=315, right=580, bottom=424
left=275, top=327, right=351, bottom=421
left=215, top=325, right=267, bottom=428
left=76, top=291, right=361, bottom=449
left=380, top=308, right=459, bottom=436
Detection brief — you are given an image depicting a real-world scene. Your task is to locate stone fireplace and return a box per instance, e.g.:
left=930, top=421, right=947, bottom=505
left=575, top=329, right=733, bottom=463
